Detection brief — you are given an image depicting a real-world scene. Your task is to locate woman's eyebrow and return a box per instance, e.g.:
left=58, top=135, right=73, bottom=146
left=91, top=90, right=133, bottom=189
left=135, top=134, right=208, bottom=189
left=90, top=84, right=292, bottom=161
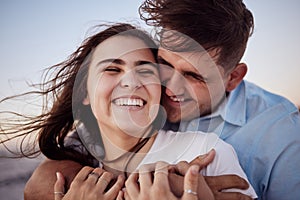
left=135, top=60, right=158, bottom=68
left=96, top=59, right=157, bottom=68
left=96, top=58, right=125, bottom=67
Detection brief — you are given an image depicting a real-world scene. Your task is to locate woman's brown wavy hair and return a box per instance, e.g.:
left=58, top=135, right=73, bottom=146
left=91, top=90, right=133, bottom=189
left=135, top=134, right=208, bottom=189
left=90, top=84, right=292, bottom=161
left=0, top=23, right=158, bottom=166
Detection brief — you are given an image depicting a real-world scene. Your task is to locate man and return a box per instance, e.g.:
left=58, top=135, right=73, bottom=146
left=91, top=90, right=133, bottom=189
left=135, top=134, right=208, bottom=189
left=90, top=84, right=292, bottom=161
left=25, top=0, right=300, bottom=199
left=140, top=0, right=300, bottom=199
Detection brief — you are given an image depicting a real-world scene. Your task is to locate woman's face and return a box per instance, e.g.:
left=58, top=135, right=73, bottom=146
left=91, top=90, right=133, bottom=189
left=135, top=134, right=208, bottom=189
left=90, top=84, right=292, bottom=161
left=83, top=35, right=161, bottom=137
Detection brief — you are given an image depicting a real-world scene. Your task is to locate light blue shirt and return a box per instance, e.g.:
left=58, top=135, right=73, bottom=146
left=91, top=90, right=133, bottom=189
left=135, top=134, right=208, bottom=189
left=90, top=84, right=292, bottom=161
left=176, top=80, right=300, bottom=200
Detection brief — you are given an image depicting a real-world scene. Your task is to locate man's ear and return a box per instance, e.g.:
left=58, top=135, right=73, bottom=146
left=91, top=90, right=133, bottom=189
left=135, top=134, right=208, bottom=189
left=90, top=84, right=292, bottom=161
left=82, top=96, right=90, bottom=105
left=226, top=63, right=247, bottom=92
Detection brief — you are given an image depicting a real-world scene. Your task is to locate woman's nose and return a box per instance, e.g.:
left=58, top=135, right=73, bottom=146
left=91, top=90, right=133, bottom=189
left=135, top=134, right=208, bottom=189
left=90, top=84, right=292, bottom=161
left=120, top=70, right=142, bottom=89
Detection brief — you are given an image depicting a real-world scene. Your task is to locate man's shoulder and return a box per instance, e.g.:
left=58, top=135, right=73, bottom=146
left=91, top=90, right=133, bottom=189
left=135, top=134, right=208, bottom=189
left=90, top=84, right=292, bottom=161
left=232, top=80, right=299, bottom=120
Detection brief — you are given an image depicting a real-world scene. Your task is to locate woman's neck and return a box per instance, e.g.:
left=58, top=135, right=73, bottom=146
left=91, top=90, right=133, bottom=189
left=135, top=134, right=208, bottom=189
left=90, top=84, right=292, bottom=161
left=99, top=125, right=157, bottom=175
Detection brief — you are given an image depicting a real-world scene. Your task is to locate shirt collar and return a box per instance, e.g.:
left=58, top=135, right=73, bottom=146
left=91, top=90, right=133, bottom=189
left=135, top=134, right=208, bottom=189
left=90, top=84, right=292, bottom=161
left=197, top=80, right=247, bottom=126
left=224, top=81, right=247, bottom=126
left=200, top=97, right=227, bottom=120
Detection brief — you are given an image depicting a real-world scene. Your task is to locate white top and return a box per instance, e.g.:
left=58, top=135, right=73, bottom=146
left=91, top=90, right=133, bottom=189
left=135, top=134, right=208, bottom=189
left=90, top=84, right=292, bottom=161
left=72, top=126, right=257, bottom=198
left=138, top=129, right=257, bottom=198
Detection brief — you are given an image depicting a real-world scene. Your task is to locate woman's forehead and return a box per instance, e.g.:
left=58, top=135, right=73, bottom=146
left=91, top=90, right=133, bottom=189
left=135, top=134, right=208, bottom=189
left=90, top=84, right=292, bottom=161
left=95, top=35, right=151, bottom=56
left=90, top=36, right=156, bottom=67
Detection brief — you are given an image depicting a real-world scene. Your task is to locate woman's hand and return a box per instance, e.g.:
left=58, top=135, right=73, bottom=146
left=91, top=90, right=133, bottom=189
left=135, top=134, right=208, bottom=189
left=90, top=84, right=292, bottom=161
left=54, top=166, right=124, bottom=200
left=124, top=161, right=214, bottom=200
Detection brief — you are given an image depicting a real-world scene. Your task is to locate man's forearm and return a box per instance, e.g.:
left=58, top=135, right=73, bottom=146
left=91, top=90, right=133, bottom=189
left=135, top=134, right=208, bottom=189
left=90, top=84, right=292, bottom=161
left=24, top=159, right=83, bottom=200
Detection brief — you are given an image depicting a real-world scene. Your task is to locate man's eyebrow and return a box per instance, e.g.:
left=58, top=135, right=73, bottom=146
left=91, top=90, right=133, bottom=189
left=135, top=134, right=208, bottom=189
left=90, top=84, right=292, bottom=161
left=157, top=56, right=173, bottom=67
left=96, top=58, right=125, bottom=66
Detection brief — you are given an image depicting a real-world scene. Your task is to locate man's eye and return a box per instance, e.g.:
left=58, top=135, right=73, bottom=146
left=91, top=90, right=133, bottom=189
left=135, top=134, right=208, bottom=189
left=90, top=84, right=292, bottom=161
left=183, top=72, right=205, bottom=82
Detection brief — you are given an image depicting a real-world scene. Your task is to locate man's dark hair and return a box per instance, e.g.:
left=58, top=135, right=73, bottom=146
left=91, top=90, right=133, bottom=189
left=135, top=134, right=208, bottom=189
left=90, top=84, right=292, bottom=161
left=140, top=0, right=254, bottom=70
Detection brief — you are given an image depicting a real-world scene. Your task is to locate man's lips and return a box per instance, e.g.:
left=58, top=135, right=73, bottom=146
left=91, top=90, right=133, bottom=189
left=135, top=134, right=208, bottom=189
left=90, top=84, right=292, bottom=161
left=169, top=96, right=185, bottom=102
left=164, top=94, right=189, bottom=107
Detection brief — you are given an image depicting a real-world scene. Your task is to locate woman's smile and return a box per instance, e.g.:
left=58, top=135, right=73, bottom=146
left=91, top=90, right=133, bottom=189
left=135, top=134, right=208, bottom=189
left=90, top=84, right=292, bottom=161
left=112, top=96, right=146, bottom=110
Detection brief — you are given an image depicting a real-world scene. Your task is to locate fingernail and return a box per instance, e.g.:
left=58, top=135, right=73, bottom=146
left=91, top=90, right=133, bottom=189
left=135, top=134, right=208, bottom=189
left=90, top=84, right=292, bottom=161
left=56, top=172, right=60, bottom=180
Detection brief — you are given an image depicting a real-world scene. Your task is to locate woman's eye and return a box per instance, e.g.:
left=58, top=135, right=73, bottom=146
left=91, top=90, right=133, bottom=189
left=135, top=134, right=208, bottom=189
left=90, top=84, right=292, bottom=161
left=137, top=69, right=156, bottom=76
left=104, top=67, right=121, bottom=73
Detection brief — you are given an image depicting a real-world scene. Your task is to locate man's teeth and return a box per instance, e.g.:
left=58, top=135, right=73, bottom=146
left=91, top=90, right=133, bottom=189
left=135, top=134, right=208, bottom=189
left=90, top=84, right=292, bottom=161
left=115, top=98, right=144, bottom=107
left=170, top=96, right=185, bottom=102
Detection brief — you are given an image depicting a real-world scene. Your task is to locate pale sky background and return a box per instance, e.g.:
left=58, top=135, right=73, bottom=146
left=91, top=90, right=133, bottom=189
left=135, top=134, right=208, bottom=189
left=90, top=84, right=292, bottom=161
left=0, top=0, right=299, bottom=108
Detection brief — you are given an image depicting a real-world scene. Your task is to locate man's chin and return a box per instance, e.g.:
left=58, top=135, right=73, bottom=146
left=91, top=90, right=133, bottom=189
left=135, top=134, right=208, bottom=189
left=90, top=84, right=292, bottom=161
left=166, top=113, right=181, bottom=123
left=167, top=111, right=201, bottom=124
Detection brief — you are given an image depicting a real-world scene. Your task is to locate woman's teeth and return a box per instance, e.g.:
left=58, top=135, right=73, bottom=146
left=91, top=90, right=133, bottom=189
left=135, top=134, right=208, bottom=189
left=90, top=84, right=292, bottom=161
left=114, top=98, right=144, bottom=107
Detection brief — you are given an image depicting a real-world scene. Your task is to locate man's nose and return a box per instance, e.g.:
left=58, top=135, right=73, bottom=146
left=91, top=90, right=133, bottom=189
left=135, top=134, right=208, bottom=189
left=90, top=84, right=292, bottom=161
left=164, top=71, right=185, bottom=96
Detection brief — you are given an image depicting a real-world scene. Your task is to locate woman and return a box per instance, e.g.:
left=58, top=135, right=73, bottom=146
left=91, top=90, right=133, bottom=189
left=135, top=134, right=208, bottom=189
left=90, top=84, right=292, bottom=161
left=1, top=23, right=256, bottom=199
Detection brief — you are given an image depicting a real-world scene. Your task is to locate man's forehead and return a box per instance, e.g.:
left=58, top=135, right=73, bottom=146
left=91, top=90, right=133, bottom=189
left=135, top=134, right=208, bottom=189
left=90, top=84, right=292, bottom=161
left=158, top=47, right=220, bottom=69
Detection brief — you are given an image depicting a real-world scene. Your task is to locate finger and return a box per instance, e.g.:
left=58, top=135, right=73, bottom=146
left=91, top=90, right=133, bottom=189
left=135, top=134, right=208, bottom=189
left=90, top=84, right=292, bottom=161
left=125, top=172, right=140, bottom=198
left=189, top=149, right=216, bottom=170
left=205, top=174, right=249, bottom=191
left=86, top=167, right=105, bottom=185
left=93, top=167, right=106, bottom=176
left=86, top=171, right=100, bottom=185
left=182, top=165, right=199, bottom=200
left=153, top=161, right=169, bottom=188
left=138, top=162, right=157, bottom=177
left=167, top=164, right=177, bottom=173
left=54, top=172, right=65, bottom=200
left=168, top=173, right=184, bottom=197
left=138, top=164, right=153, bottom=190
left=214, top=191, right=253, bottom=200
left=106, top=175, right=125, bottom=199
left=174, top=161, right=190, bottom=175
left=73, top=166, right=94, bottom=182
left=116, top=190, right=124, bottom=200
left=97, top=171, right=114, bottom=192
left=195, top=170, right=214, bottom=200
left=123, top=188, right=131, bottom=200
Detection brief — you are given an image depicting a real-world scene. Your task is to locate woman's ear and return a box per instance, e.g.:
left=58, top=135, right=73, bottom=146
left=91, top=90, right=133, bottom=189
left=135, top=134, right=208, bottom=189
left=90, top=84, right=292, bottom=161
left=226, top=63, right=247, bottom=92
left=82, top=96, right=90, bottom=105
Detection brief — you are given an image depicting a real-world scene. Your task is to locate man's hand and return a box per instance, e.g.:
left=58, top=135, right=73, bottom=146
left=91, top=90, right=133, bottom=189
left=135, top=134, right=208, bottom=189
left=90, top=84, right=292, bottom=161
left=205, top=175, right=251, bottom=200
left=168, top=150, right=252, bottom=200
left=24, top=159, right=83, bottom=200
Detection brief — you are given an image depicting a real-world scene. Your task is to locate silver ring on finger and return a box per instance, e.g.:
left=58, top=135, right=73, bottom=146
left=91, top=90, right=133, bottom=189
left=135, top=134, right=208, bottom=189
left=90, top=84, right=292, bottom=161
left=88, top=172, right=100, bottom=179
left=54, top=191, right=65, bottom=196
left=185, top=189, right=198, bottom=196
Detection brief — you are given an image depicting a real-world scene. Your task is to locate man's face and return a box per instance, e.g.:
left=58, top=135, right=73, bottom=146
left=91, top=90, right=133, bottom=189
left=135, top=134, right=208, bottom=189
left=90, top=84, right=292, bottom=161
left=158, top=47, right=230, bottom=123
